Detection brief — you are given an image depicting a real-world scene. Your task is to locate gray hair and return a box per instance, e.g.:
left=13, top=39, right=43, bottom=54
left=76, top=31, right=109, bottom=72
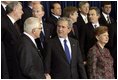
left=24, top=17, right=40, bottom=33
left=6, top=1, right=22, bottom=14
left=79, top=1, right=89, bottom=8
left=57, top=17, right=73, bottom=28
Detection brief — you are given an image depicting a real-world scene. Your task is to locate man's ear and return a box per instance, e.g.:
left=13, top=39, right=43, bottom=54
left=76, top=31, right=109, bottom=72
left=51, top=9, right=53, bottom=13
left=32, top=29, right=35, bottom=33
left=79, top=8, right=81, bottom=12
left=68, top=28, right=72, bottom=33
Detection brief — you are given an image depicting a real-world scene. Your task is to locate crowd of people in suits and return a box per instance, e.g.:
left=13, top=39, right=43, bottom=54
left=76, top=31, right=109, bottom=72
left=1, top=1, right=117, bottom=79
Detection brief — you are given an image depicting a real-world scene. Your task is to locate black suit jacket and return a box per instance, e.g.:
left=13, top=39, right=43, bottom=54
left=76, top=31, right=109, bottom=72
left=1, top=5, right=7, bottom=17
left=17, top=6, right=33, bottom=33
left=79, top=22, right=104, bottom=61
left=1, top=42, right=9, bottom=79
left=22, top=6, right=32, bottom=23
left=44, top=37, right=87, bottom=79
left=46, top=14, right=58, bottom=27
left=77, top=13, right=87, bottom=26
left=99, top=13, right=115, bottom=26
left=68, top=24, right=79, bottom=40
left=35, top=22, right=52, bottom=59
left=1, top=16, right=21, bottom=78
left=46, top=14, right=58, bottom=37
left=17, top=34, right=45, bottom=79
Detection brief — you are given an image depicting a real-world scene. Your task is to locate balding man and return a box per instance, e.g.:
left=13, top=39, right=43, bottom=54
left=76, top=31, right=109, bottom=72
left=32, top=3, right=52, bottom=59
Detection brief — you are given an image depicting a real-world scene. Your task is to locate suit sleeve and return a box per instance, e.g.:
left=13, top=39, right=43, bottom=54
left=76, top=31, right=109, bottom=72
left=44, top=40, right=52, bottom=73
left=77, top=41, right=87, bottom=79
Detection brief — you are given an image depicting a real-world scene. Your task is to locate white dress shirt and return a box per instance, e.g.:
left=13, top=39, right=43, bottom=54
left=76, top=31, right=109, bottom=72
left=80, top=13, right=88, bottom=23
left=102, top=12, right=110, bottom=21
left=59, top=37, right=72, bottom=58
left=92, top=22, right=100, bottom=28
left=52, top=14, right=60, bottom=19
left=7, top=15, right=15, bottom=24
left=24, top=32, right=38, bottom=48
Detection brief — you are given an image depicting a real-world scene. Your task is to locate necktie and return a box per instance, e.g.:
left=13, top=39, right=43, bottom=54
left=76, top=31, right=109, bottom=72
left=64, top=39, right=71, bottom=63
left=40, top=31, right=45, bottom=48
left=107, top=16, right=111, bottom=24
left=94, top=24, right=97, bottom=28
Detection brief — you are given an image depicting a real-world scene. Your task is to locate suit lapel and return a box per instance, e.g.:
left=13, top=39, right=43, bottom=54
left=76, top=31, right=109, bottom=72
left=56, top=38, right=69, bottom=62
left=68, top=38, right=76, bottom=64
left=24, top=34, right=43, bottom=59
left=7, top=16, right=20, bottom=38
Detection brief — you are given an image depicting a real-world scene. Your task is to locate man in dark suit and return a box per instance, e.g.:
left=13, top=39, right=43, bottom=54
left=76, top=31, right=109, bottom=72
left=44, top=17, right=87, bottom=79
left=80, top=7, right=102, bottom=64
left=99, top=1, right=115, bottom=26
left=1, top=2, right=23, bottom=78
left=46, top=2, right=62, bottom=37
left=1, top=1, right=23, bottom=79
left=16, top=17, right=50, bottom=79
left=32, top=3, right=53, bottom=59
left=77, top=1, right=90, bottom=26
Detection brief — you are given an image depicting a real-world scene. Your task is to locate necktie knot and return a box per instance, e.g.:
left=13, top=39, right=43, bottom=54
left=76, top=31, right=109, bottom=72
left=107, top=15, right=111, bottom=24
left=94, top=24, right=97, bottom=28
left=64, top=39, right=67, bottom=43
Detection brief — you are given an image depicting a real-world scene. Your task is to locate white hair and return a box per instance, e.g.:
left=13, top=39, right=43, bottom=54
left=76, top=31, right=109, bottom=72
left=24, top=17, right=40, bottom=33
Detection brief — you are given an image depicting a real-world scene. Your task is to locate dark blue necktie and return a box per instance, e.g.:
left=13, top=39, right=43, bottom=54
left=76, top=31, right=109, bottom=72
left=64, top=39, right=71, bottom=63
left=40, top=31, right=45, bottom=48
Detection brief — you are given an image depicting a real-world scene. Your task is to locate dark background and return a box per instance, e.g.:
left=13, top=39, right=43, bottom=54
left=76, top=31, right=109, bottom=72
left=21, top=1, right=117, bottom=21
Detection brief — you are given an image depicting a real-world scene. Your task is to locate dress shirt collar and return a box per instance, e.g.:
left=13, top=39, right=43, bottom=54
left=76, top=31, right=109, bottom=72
left=102, top=12, right=109, bottom=21
left=40, top=20, right=45, bottom=35
left=59, top=37, right=69, bottom=43
left=52, top=14, right=60, bottom=19
left=24, top=32, right=37, bottom=48
left=7, top=15, right=16, bottom=24
left=59, top=37, right=72, bottom=57
left=1, top=2, right=7, bottom=10
left=80, top=13, right=88, bottom=20
left=28, top=5, right=32, bottom=9
left=80, top=13, right=88, bottom=23
left=92, top=22, right=100, bottom=28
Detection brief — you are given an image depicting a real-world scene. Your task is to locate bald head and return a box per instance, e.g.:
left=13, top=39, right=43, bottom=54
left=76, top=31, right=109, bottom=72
left=32, top=3, right=45, bottom=20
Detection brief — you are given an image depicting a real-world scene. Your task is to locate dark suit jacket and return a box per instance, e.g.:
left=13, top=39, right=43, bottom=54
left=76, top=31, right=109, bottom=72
left=99, top=13, right=115, bottom=26
left=17, top=6, right=33, bottom=33
left=68, top=24, right=79, bottom=40
left=35, top=22, right=52, bottom=59
left=1, top=42, right=9, bottom=79
left=46, top=14, right=58, bottom=27
left=22, top=6, right=32, bottom=23
left=1, top=5, right=7, bottom=17
left=79, top=22, right=104, bottom=61
left=44, top=37, right=87, bottom=79
left=17, top=34, right=45, bottom=79
left=77, top=13, right=89, bottom=26
left=46, top=14, right=58, bottom=37
left=1, top=16, right=21, bottom=78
